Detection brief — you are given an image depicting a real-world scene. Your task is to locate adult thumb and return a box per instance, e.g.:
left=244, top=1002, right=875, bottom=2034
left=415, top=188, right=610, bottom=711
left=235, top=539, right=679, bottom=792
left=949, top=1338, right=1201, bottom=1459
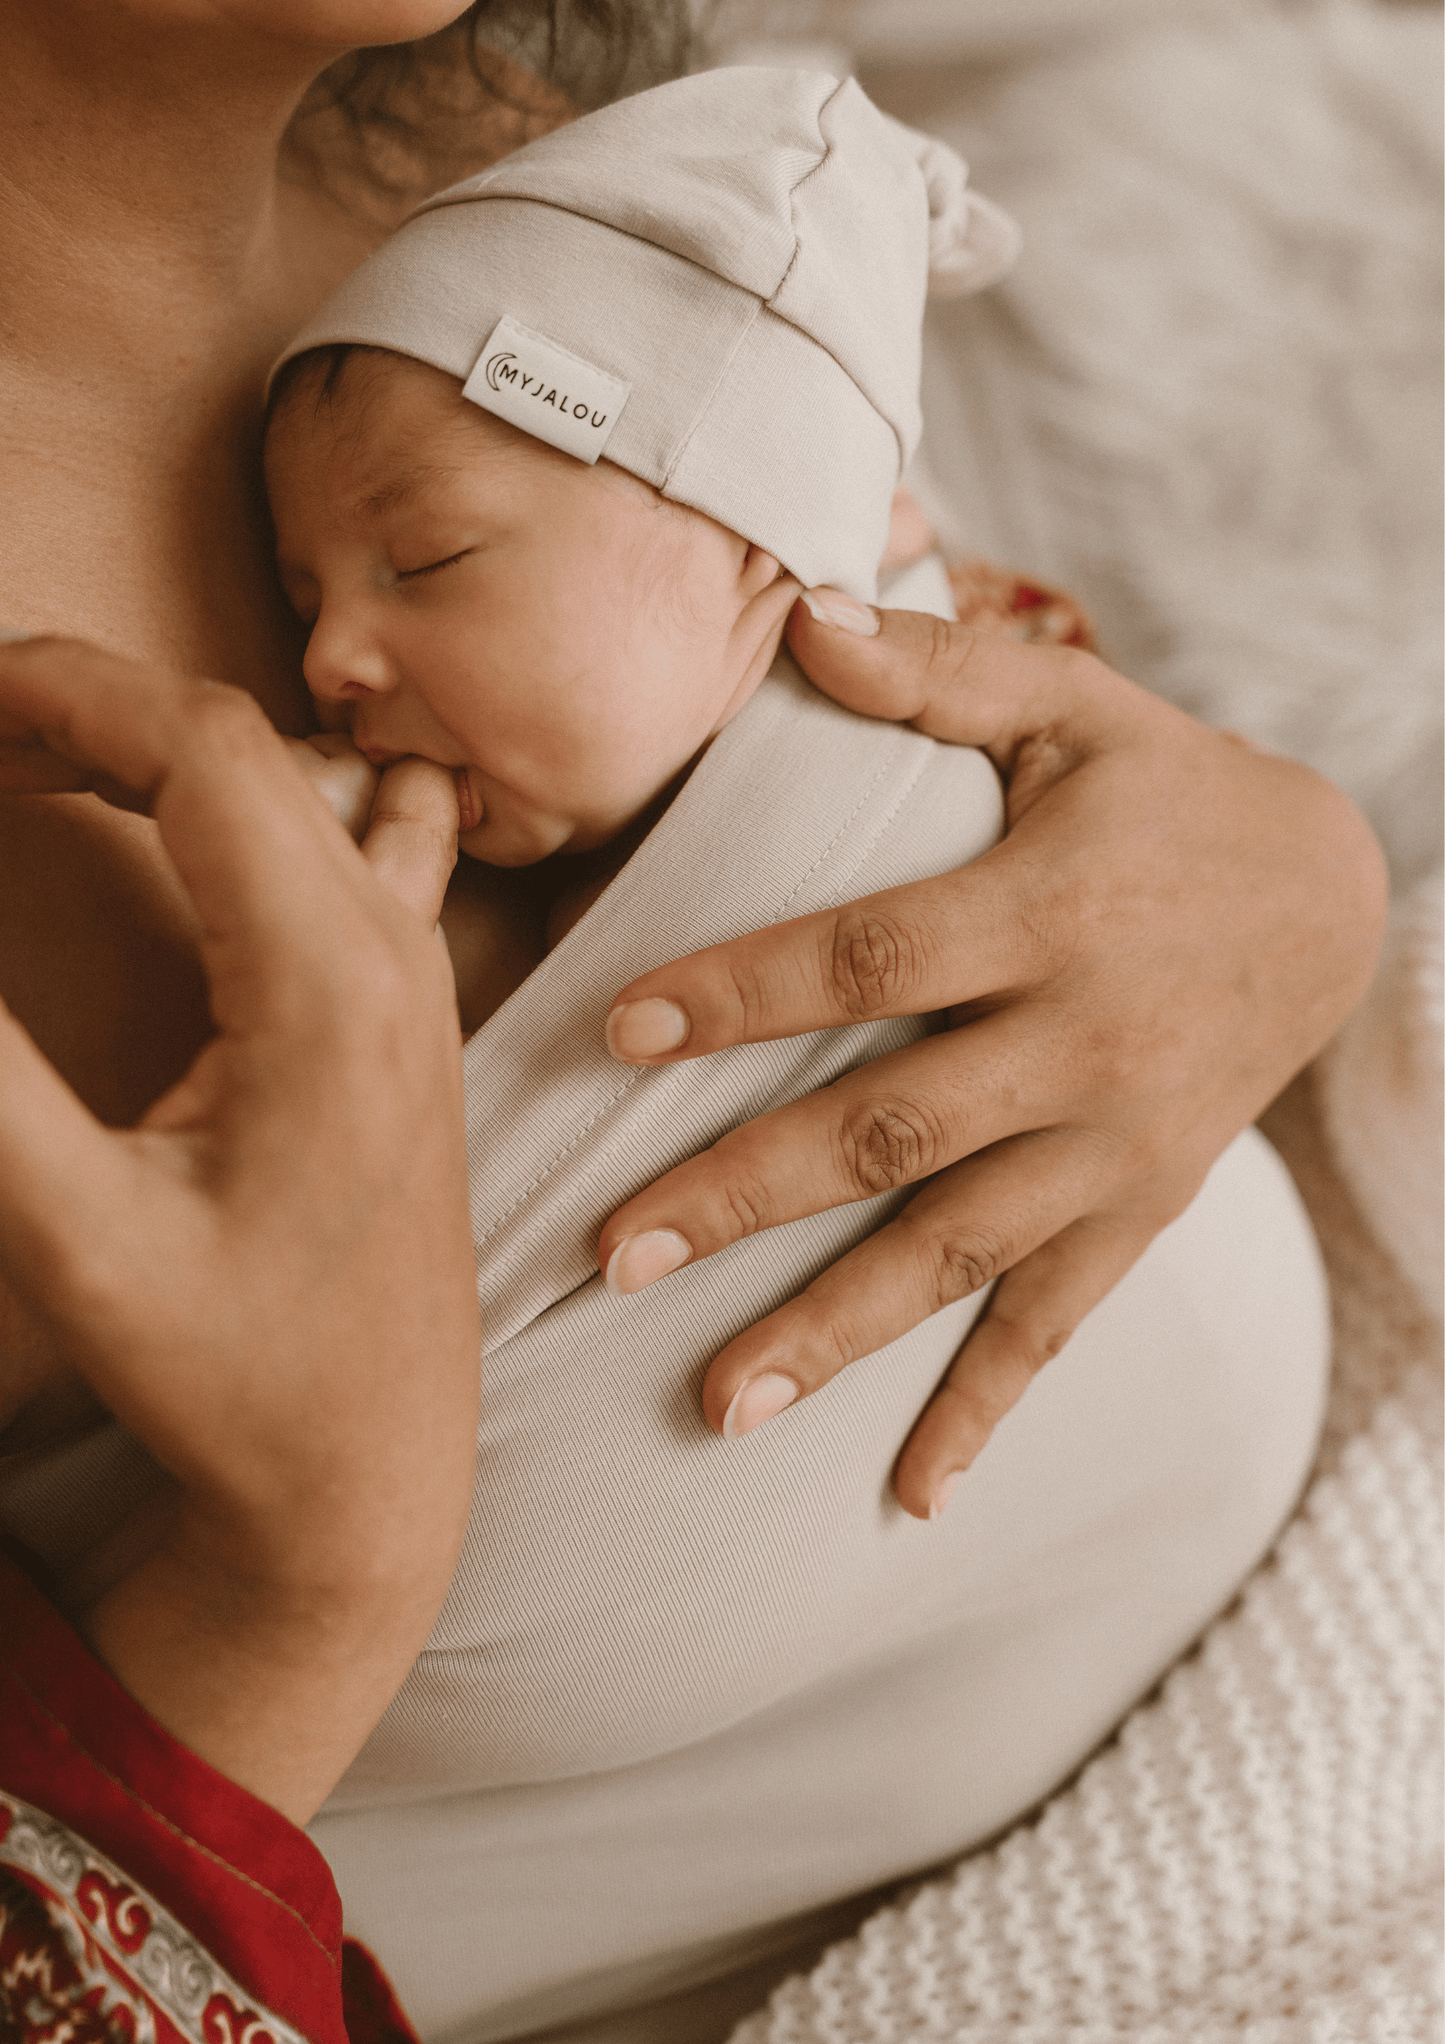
left=360, top=757, right=459, bottom=926
left=786, top=589, right=943, bottom=724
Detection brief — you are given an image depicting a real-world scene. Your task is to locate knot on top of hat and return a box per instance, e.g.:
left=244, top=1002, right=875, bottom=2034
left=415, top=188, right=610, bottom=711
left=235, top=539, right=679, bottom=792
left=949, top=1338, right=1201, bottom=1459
left=888, top=118, right=1022, bottom=299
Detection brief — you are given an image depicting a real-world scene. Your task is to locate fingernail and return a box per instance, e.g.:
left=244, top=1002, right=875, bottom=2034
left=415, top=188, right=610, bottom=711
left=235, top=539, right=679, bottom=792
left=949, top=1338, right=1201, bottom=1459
left=722, top=1372, right=800, bottom=1441
left=604, top=1229, right=692, bottom=1296
left=929, top=1471, right=963, bottom=1520
left=605, top=997, right=690, bottom=1062
left=799, top=587, right=880, bottom=637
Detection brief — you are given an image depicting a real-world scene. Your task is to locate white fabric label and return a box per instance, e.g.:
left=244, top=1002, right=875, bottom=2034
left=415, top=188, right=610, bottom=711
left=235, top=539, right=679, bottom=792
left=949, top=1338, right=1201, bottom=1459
left=463, top=316, right=632, bottom=465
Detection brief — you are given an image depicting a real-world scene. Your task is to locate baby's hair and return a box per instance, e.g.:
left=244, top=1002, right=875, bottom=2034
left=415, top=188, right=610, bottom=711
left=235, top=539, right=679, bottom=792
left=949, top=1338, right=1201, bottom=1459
left=266, top=345, right=387, bottom=436
left=285, top=2, right=695, bottom=217
left=267, top=347, right=677, bottom=513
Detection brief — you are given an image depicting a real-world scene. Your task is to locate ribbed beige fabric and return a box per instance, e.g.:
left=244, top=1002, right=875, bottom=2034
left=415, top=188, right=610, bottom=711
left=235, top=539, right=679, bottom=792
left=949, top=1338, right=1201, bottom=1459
left=323, top=660, right=1005, bottom=1797
left=0, top=657, right=1330, bottom=2042
left=299, top=663, right=1330, bottom=2043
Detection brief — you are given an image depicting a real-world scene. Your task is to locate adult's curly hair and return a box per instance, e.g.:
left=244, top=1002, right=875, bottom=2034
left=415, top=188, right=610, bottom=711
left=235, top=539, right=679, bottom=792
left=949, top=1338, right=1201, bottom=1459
left=287, top=1, right=696, bottom=214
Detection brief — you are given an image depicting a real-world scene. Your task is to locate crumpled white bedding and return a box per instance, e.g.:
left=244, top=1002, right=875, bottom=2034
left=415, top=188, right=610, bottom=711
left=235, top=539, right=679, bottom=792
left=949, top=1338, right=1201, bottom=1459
left=712, top=1, right=1444, bottom=2036
left=890, top=0, right=1443, bottom=897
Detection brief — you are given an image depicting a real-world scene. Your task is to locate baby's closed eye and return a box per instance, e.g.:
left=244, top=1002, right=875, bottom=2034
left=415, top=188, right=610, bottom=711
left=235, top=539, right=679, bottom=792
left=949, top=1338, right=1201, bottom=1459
left=396, top=548, right=473, bottom=581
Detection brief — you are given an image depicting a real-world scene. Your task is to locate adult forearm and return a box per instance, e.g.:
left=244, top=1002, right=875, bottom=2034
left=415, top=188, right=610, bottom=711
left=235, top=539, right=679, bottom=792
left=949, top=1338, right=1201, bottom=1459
left=86, top=1508, right=462, bottom=1823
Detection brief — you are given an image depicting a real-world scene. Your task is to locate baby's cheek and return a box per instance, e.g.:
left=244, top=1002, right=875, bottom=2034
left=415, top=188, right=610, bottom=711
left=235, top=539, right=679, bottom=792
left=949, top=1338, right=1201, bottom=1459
left=579, top=704, right=707, bottom=815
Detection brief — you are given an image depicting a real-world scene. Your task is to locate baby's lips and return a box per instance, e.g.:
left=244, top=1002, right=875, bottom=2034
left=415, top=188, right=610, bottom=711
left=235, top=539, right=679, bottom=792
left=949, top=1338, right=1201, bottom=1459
left=454, top=765, right=485, bottom=833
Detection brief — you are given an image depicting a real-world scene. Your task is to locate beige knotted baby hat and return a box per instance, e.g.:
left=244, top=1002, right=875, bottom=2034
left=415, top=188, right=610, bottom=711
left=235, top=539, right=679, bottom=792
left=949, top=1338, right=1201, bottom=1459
left=273, top=67, right=1019, bottom=601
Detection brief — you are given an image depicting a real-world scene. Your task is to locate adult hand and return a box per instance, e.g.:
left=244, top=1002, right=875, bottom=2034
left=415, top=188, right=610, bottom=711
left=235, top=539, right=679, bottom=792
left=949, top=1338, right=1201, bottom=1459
left=598, top=599, right=1387, bottom=1520
left=283, top=730, right=381, bottom=841
left=0, top=637, right=475, bottom=1823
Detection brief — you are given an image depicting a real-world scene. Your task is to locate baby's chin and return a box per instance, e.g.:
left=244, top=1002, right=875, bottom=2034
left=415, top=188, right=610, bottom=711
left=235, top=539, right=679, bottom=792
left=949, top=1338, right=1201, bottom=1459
left=458, top=789, right=660, bottom=867
left=458, top=809, right=583, bottom=867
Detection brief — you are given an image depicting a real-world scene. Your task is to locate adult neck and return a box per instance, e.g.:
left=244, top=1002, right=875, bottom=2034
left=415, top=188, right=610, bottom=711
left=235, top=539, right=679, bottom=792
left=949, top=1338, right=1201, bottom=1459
left=0, top=6, right=388, bottom=717
left=0, top=8, right=352, bottom=381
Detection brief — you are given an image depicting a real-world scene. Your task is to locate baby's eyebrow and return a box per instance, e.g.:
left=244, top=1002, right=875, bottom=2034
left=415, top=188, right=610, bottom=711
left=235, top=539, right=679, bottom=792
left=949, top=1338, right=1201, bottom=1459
left=353, top=463, right=463, bottom=519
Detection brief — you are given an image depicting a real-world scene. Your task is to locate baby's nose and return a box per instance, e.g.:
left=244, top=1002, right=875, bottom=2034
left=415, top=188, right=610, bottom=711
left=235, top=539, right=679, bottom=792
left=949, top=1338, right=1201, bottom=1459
left=304, top=605, right=394, bottom=702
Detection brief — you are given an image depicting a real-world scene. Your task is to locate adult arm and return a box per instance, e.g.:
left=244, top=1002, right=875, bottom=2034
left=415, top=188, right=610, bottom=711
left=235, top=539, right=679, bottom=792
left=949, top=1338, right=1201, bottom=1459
left=0, top=636, right=475, bottom=1826
left=598, top=599, right=1388, bottom=1519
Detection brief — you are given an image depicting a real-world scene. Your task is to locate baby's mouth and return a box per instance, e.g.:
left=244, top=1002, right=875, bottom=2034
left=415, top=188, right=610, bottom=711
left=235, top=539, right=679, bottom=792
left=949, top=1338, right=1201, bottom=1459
left=455, top=767, right=484, bottom=833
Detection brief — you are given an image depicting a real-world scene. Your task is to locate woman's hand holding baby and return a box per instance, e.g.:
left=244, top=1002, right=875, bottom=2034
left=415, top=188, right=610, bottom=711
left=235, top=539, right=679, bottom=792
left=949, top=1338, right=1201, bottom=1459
left=0, top=638, right=477, bottom=1821
left=600, top=602, right=1387, bottom=1519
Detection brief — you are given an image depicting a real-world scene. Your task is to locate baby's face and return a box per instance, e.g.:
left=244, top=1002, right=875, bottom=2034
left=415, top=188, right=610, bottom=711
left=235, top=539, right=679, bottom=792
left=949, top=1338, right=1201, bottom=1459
left=265, top=351, right=796, bottom=864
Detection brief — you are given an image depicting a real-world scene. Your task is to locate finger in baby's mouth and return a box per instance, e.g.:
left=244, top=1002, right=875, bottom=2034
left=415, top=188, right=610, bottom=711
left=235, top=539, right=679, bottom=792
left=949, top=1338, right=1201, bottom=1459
left=455, top=766, right=483, bottom=832
left=357, top=742, right=480, bottom=830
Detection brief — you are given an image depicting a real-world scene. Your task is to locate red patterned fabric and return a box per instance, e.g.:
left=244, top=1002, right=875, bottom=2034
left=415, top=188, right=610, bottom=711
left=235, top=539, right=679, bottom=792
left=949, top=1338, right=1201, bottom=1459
left=341, top=1941, right=425, bottom=2044
left=0, top=1551, right=418, bottom=2044
left=947, top=556, right=1096, bottom=651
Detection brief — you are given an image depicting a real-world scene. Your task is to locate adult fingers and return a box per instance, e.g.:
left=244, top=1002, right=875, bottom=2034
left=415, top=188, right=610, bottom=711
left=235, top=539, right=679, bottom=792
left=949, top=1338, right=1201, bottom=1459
left=0, top=744, right=140, bottom=800
left=598, top=1012, right=1071, bottom=1288
left=0, top=638, right=360, bottom=960
left=784, top=597, right=1156, bottom=767
left=0, top=639, right=445, bottom=1075
left=0, top=637, right=216, bottom=798
left=359, top=757, right=459, bottom=926
left=892, top=1208, right=1166, bottom=1519
left=602, top=617, right=1187, bottom=1069
left=604, top=853, right=1051, bottom=1066
left=692, top=1126, right=1127, bottom=1445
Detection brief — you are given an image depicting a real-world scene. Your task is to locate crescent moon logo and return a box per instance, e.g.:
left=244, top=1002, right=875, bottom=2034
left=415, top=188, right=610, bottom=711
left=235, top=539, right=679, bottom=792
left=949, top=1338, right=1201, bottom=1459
left=463, top=319, right=630, bottom=464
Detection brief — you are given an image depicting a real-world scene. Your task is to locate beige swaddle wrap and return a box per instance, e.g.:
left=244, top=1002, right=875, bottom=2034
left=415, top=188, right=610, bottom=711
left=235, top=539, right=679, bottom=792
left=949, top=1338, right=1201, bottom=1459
left=333, top=656, right=1004, bottom=1794
left=305, top=665, right=1328, bottom=2044
left=0, top=660, right=1328, bottom=2043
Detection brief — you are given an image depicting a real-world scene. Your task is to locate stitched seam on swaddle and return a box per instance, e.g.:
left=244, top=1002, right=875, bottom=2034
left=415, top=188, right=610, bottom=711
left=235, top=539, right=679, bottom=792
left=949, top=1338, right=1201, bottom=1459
left=473, top=1071, right=644, bottom=1249
left=471, top=741, right=909, bottom=1252
left=768, top=744, right=911, bottom=918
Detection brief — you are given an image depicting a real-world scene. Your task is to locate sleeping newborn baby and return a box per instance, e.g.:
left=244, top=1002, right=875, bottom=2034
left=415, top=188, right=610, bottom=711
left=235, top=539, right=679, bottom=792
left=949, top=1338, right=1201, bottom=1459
left=263, top=65, right=1019, bottom=996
